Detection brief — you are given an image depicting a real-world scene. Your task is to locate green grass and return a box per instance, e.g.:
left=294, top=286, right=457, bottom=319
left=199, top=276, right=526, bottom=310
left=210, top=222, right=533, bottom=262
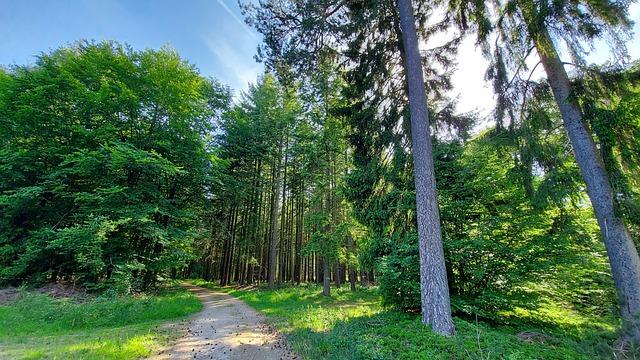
left=0, top=284, right=202, bottom=359
left=192, top=279, right=623, bottom=360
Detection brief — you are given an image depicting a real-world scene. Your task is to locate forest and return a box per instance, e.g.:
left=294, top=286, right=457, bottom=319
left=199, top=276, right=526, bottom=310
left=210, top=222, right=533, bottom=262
left=1, top=0, right=640, bottom=359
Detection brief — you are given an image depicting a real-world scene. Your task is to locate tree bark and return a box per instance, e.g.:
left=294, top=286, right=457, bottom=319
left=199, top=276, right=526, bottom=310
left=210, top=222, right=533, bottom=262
left=322, top=255, right=331, bottom=296
left=532, top=26, right=640, bottom=340
left=268, top=137, right=284, bottom=289
left=396, top=0, right=455, bottom=336
left=278, top=136, right=289, bottom=287
left=347, top=232, right=357, bottom=292
left=294, top=184, right=304, bottom=283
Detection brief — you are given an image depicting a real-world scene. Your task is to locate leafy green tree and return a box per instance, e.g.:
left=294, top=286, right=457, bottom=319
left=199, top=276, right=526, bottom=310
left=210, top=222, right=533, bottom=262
left=0, top=41, right=230, bottom=291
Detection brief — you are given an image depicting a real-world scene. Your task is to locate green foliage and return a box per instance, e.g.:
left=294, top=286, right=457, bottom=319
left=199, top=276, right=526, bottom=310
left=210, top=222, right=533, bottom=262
left=377, top=234, right=421, bottom=311
left=0, top=286, right=201, bottom=359
left=0, top=41, right=230, bottom=290
left=372, top=132, right=616, bottom=319
left=194, top=73, right=301, bottom=284
left=578, top=63, right=640, bottom=242
left=196, top=63, right=359, bottom=288
left=1, top=18, right=635, bottom=359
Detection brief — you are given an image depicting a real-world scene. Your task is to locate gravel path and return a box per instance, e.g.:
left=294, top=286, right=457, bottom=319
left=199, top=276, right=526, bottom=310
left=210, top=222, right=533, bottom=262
left=153, top=284, right=297, bottom=360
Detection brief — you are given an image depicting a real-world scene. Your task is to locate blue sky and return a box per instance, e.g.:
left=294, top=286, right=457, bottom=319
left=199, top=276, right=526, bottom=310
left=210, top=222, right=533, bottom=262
left=1, top=1, right=639, bottom=114
left=0, top=0, right=262, bottom=95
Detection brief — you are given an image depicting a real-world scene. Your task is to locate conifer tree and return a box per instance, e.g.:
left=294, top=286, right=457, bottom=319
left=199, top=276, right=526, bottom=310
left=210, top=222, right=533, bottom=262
left=446, top=0, right=640, bottom=339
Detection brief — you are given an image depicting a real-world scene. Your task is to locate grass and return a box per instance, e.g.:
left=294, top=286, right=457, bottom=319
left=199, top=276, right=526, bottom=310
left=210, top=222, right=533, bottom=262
left=192, top=279, right=624, bottom=360
left=0, top=284, right=202, bottom=359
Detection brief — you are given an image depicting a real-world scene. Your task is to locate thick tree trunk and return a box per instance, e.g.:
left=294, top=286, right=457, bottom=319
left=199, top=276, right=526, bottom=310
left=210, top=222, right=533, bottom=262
left=396, top=0, right=455, bottom=336
left=533, top=28, right=640, bottom=340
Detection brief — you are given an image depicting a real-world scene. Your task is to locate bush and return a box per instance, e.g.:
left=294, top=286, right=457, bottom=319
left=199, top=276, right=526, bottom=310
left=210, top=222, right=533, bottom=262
left=377, top=233, right=421, bottom=311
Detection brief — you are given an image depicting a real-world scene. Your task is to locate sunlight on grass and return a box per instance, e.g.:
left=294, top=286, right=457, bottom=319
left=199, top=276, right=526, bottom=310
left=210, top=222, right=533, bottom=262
left=2, top=325, right=166, bottom=360
left=0, top=286, right=201, bottom=359
left=192, top=279, right=621, bottom=359
left=60, top=332, right=158, bottom=359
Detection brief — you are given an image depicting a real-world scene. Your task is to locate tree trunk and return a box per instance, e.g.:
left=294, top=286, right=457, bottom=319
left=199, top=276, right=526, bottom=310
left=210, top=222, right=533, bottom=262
left=278, top=136, right=289, bottom=287
left=294, top=186, right=303, bottom=284
left=268, top=138, right=284, bottom=289
left=532, top=26, right=640, bottom=340
left=322, top=255, right=331, bottom=296
left=316, top=253, right=321, bottom=284
left=396, top=0, right=455, bottom=336
left=347, top=232, right=357, bottom=292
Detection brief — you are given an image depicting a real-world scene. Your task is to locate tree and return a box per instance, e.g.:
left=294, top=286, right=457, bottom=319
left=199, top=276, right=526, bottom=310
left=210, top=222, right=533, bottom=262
left=0, top=41, right=231, bottom=291
left=244, top=0, right=460, bottom=334
left=535, top=38, right=640, bottom=339
left=194, top=72, right=349, bottom=291
left=268, top=131, right=284, bottom=289
left=396, top=0, right=455, bottom=335
left=446, top=0, right=640, bottom=339
left=578, top=63, right=640, bottom=244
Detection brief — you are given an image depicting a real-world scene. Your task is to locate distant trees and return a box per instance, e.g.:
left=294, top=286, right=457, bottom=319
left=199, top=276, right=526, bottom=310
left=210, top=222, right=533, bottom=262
left=242, top=0, right=640, bottom=340
left=192, top=71, right=360, bottom=295
left=0, top=42, right=231, bottom=291
left=1, top=0, right=638, bottom=345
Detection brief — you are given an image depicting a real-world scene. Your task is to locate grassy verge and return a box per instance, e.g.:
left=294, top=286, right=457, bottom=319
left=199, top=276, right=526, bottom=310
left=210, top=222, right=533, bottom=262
left=0, top=284, right=202, bottom=359
left=192, top=279, right=621, bottom=359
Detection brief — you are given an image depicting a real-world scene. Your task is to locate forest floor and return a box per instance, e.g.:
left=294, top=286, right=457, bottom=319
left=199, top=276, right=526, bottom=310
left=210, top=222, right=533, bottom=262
left=153, top=283, right=297, bottom=360
left=191, top=279, right=633, bottom=360
left=0, top=283, right=201, bottom=359
left=1, top=281, right=633, bottom=359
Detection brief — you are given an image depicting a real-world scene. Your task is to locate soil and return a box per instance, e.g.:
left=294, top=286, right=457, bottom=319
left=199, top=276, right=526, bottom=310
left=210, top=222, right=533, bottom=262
left=0, top=282, right=90, bottom=306
left=33, top=282, right=90, bottom=301
left=152, top=283, right=297, bottom=360
left=0, top=287, right=19, bottom=305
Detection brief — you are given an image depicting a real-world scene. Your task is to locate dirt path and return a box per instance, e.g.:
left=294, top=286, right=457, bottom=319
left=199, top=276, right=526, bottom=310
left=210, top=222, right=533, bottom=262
left=153, top=284, right=297, bottom=360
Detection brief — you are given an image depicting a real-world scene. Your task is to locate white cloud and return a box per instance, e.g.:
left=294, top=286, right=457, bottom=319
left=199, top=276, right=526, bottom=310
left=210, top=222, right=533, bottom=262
left=202, top=32, right=261, bottom=94
left=214, top=0, right=257, bottom=39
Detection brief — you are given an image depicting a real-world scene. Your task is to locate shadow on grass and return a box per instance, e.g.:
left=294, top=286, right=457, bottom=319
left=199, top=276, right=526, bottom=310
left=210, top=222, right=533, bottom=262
left=192, top=280, right=622, bottom=360
left=286, top=309, right=622, bottom=360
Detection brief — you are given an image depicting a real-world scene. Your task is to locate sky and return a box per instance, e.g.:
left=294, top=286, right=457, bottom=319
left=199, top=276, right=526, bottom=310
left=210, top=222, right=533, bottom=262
left=1, top=1, right=639, bottom=116
left=0, top=0, right=262, bottom=95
